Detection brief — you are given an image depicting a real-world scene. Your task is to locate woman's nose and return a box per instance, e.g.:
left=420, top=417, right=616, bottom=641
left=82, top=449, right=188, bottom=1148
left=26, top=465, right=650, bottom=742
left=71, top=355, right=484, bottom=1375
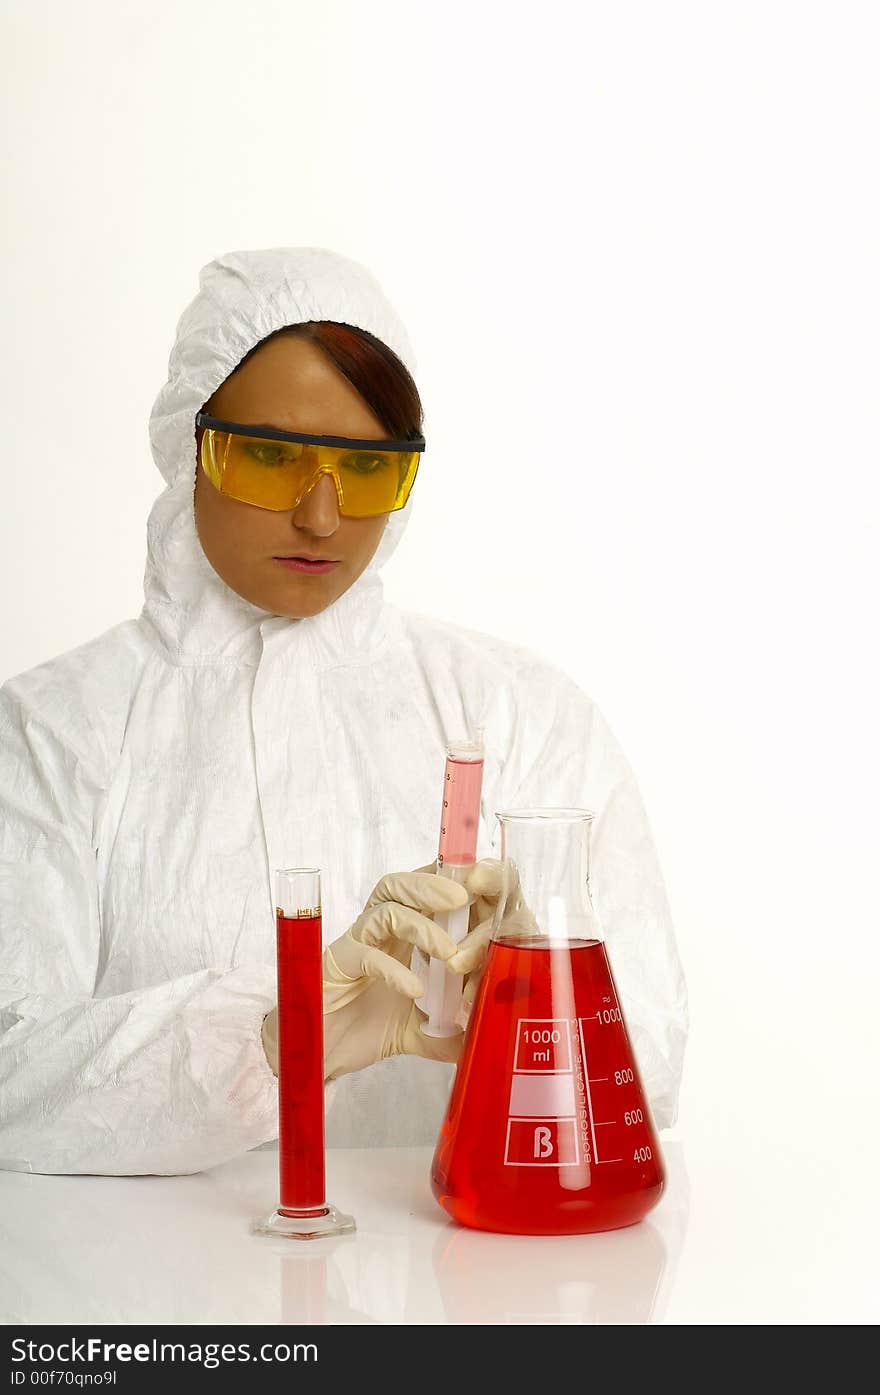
left=291, top=471, right=340, bottom=535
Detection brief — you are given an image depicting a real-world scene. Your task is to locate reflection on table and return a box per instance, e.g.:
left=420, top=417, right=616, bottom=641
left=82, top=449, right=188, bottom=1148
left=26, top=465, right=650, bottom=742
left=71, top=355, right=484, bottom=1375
left=0, top=1142, right=688, bottom=1325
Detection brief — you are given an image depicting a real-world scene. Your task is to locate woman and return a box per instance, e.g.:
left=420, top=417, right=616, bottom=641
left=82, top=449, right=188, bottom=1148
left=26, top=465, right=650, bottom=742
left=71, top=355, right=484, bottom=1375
left=0, top=247, right=687, bottom=1175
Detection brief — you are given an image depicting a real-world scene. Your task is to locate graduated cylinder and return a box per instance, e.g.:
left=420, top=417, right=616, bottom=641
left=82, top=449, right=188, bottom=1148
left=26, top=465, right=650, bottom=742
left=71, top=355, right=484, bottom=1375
left=276, top=868, right=325, bottom=1216
left=254, top=868, right=354, bottom=1240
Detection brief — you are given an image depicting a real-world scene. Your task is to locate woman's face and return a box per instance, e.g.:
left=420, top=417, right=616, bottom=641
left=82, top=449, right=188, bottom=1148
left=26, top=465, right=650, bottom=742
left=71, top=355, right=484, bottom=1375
left=194, top=335, right=391, bottom=619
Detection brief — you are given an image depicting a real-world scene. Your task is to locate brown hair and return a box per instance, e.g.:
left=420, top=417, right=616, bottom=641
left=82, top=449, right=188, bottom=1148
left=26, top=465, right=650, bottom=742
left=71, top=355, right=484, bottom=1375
left=211, top=321, right=423, bottom=439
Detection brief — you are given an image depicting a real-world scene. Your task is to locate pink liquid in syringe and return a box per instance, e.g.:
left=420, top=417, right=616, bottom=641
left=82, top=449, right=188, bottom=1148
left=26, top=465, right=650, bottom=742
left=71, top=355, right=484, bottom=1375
left=438, top=754, right=484, bottom=866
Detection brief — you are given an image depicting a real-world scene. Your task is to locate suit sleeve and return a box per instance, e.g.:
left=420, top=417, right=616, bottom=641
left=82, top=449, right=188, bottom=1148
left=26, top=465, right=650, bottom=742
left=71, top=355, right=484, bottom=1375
left=0, top=686, right=279, bottom=1175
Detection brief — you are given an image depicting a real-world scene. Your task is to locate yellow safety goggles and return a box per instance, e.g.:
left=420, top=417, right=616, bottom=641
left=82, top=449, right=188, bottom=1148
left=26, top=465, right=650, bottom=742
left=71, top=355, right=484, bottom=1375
left=195, top=412, right=424, bottom=518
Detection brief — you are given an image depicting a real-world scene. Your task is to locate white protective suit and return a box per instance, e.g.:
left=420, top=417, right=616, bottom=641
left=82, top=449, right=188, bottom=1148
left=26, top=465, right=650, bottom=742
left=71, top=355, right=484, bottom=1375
left=0, top=247, right=688, bottom=1175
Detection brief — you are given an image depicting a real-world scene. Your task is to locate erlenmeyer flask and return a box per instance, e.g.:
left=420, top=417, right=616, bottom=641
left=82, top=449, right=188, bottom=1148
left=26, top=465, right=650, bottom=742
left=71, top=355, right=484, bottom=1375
left=431, top=809, right=665, bottom=1235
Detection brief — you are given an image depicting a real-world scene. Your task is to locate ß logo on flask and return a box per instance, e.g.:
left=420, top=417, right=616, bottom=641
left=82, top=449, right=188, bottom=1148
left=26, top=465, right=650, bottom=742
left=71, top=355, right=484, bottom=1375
left=504, top=1019, right=581, bottom=1167
left=533, top=1126, right=553, bottom=1159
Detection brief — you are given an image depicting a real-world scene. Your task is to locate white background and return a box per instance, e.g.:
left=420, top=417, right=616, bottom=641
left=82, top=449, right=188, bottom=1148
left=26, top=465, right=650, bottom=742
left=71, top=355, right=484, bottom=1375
left=2, top=1, right=878, bottom=1321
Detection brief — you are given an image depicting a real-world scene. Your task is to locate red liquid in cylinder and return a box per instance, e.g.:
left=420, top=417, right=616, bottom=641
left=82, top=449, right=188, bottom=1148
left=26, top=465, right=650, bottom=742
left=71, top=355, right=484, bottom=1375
left=432, top=937, right=664, bottom=1235
left=277, top=912, right=325, bottom=1214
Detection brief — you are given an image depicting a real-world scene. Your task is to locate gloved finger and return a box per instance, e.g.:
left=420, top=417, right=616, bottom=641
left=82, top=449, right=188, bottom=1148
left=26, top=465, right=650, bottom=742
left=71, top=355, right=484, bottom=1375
left=365, top=870, right=470, bottom=917
left=359, top=942, right=425, bottom=998
left=404, top=1006, right=466, bottom=1064
left=325, top=936, right=361, bottom=981
left=355, top=901, right=459, bottom=961
left=261, top=1008, right=279, bottom=1075
left=464, top=858, right=505, bottom=899
left=469, top=892, right=496, bottom=932
left=504, top=906, right=542, bottom=938
left=465, top=860, right=523, bottom=922
left=463, top=961, right=486, bottom=1004
left=446, top=916, right=494, bottom=976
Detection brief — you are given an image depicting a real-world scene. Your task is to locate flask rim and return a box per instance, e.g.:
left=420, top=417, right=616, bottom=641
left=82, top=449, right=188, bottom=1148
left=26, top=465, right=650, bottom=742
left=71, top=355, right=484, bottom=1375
left=496, top=808, right=595, bottom=824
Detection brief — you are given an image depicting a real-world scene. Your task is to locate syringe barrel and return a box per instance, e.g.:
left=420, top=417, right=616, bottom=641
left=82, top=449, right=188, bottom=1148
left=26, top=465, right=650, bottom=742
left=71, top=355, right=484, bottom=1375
left=418, top=739, right=485, bottom=1039
left=438, top=743, right=484, bottom=868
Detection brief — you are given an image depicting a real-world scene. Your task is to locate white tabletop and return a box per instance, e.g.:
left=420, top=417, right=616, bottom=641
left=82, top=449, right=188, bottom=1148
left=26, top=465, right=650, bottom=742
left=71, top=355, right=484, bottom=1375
left=0, top=1142, right=688, bottom=1326
left=0, top=1137, right=872, bottom=1325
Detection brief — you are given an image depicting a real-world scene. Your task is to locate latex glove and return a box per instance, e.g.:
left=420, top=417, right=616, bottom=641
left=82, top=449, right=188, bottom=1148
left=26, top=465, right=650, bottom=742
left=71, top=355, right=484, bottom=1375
left=261, top=870, right=473, bottom=1080
left=323, top=869, right=481, bottom=1078
left=446, top=853, right=529, bottom=1009
left=446, top=858, right=513, bottom=1013
left=405, top=855, right=512, bottom=1033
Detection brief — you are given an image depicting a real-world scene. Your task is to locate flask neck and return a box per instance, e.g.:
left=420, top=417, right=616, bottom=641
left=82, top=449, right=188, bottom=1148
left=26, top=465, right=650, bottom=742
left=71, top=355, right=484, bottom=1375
left=493, top=810, right=603, bottom=944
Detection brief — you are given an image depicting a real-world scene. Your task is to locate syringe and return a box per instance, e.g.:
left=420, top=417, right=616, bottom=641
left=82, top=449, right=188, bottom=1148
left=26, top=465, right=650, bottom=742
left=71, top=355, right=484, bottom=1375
left=417, top=738, right=485, bottom=1038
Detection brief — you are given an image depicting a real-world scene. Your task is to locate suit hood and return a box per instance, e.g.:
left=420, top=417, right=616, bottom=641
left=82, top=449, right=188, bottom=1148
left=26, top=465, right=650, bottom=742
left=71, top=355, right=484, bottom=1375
left=142, top=247, right=418, bottom=664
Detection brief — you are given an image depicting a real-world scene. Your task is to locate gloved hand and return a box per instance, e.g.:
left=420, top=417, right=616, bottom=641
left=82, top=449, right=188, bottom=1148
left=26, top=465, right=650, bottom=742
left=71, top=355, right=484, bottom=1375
left=261, top=865, right=502, bottom=1081
left=445, top=857, right=506, bottom=1010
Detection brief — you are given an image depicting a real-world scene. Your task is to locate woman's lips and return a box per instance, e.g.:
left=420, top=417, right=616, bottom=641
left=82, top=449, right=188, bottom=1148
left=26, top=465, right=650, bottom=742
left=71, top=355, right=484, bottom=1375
left=274, top=556, right=340, bottom=575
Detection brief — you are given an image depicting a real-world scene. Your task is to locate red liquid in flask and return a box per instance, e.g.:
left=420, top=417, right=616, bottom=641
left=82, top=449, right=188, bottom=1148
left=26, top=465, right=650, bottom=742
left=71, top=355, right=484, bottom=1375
left=277, top=912, right=325, bottom=1215
left=431, top=937, right=665, bottom=1235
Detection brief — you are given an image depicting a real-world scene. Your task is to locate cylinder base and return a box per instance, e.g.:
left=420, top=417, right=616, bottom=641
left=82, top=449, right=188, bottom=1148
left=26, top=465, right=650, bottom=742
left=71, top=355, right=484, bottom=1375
left=253, top=1203, right=356, bottom=1241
